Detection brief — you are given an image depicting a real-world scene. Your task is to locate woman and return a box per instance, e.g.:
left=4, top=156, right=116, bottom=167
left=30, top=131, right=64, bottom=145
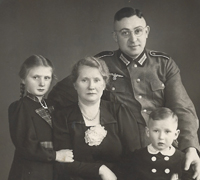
left=53, top=57, right=140, bottom=180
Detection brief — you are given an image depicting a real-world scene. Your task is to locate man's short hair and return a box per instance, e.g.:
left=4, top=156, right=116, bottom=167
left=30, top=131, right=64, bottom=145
left=114, top=7, right=144, bottom=21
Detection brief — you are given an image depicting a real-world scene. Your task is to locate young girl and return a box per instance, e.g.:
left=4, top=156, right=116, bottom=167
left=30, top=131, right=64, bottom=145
left=129, top=107, right=193, bottom=180
left=8, top=55, right=73, bottom=180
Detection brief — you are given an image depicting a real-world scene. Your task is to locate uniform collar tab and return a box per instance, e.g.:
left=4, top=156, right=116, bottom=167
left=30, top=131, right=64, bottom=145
left=119, top=53, right=131, bottom=66
left=119, top=50, right=147, bottom=67
left=136, top=52, right=147, bottom=67
left=134, top=50, right=147, bottom=67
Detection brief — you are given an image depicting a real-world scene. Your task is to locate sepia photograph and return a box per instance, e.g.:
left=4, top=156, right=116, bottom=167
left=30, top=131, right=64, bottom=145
left=0, top=0, right=200, bottom=179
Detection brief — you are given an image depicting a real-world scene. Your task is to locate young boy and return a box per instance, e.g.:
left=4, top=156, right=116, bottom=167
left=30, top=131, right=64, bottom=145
left=129, top=107, right=193, bottom=180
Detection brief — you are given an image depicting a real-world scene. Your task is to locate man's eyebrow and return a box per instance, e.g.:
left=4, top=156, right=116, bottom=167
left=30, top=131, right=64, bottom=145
left=118, top=26, right=145, bottom=31
left=116, top=28, right=130, bottom=32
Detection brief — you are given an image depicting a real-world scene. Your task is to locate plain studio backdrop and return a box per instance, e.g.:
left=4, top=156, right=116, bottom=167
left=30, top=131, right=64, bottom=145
left=0, top=0, right=200, bottom=179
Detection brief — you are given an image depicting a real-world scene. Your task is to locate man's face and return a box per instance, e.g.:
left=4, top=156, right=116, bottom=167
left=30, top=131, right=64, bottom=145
left=113, top=15, right=150, bottom=59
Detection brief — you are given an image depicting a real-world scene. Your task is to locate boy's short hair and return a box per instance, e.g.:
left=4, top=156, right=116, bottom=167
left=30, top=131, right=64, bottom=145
left=149, top=107, right=178, bottom=123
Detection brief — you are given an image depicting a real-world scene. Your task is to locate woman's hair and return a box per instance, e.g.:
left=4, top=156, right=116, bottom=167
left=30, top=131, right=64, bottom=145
left=19, top=55, right=56, bottom=97
left=71, top=56, right=110, bottom=84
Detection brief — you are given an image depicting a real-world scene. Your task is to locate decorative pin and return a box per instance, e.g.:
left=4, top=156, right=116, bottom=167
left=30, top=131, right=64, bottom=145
left=110, top=73, right=123, bottom=80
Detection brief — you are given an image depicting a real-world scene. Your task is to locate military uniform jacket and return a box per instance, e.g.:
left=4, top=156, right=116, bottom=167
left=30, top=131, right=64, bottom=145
left=48, top=49, right=200, bottom=151
left=8, top=94, right=56, bottom=180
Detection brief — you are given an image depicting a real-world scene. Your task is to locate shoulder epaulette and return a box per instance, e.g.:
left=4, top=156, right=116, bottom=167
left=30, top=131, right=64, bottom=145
left=149, top=50, right=170, bottom=60
left=95, top=51, right=114, bottom=59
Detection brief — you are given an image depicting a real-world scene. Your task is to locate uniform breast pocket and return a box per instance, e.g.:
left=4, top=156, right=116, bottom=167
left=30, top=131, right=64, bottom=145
left=150, top=80, right=165, bottom=106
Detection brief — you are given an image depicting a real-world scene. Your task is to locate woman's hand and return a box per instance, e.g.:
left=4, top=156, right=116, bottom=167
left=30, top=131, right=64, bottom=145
left=56, top=149, right=74, bottom=162
left=99, top=165, right=117, bottom=180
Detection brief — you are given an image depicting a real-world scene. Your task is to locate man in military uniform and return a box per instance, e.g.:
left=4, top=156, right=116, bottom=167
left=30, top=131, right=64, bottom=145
left=49, top=7, right=200, bottom=179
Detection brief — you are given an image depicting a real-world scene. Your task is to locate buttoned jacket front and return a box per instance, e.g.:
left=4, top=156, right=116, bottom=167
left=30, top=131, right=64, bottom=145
left=48, top=49, right=199, bottom=151
left=96, top=49, right=199, bottom=150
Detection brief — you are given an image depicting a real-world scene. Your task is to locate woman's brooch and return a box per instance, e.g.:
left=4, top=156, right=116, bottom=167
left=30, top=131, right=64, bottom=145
left=84, top=125, right=107, bottom=146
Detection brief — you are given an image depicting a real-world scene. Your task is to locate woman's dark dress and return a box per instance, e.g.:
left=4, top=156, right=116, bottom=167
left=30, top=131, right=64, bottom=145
left=53, top=100, right=140, bottom=180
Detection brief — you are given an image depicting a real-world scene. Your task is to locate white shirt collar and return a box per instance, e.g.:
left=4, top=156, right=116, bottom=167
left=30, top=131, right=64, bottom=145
left=147, top=144, right=176, bottom=156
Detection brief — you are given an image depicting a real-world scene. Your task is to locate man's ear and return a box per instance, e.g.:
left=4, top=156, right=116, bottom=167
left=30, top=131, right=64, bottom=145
left=145, top=126, right=150, bottom=137
left=112, top=31, right=118, bottom=42
left=145, top=25, right=150, bottom=38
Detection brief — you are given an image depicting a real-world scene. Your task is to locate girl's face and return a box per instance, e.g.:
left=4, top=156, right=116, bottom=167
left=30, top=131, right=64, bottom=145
left=74, top=65, right=106, bottom=105
left=146, top=117, right=180, bottom=151
left=22, top=66, right=52, bottom=101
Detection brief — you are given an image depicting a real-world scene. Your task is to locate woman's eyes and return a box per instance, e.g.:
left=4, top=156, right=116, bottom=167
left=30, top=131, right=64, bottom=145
left=94, top=78, right=100, bottom=82
left=81, top=78, right=101, bottom=82
left=81, top=79, right=87, bottom=82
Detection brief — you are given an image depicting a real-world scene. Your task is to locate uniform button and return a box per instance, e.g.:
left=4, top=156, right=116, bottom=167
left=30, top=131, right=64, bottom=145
left=136, top=78, right=140, bottom=82
left=138, top=95, right=142, bottom=99
left=134, top=64, right=137, bottom=67
left=162, top=83, right=165, bottom=87
left=164, top=156, right=169, bottom=161
left=112, top=87, right=115, bottom=91
left=151, top=156, right=156, bottom=161
left=165, top=168, right=170, bottom=174
left=143, top=109, right=147, bottom=113
left=152, top=169, right=157, bottom=173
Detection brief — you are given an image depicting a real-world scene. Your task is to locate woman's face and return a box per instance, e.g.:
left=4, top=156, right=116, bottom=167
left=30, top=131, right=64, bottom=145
left=74, top=65, right=106, bottom=105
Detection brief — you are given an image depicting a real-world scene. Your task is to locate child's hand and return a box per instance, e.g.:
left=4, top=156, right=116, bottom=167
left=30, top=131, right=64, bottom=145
left=56, top=149, right=74, bottom=162
left=170, top=173, right=179, bottom=180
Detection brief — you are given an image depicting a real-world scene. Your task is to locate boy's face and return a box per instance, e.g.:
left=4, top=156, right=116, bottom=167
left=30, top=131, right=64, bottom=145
left=146, top=117, right=180, bottom=151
